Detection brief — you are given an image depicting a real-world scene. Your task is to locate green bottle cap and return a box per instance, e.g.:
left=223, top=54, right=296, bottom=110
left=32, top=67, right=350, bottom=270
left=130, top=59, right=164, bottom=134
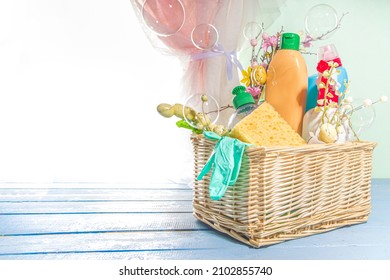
left=281, top=33, right=300, bottom=51
left=232, top=85, right=255, bottom=109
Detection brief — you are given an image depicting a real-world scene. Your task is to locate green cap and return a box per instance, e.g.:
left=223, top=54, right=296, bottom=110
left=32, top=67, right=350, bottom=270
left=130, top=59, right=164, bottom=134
left=281, top=33, right=300, bottom=51
left=232, top=85, right=254, bottom=109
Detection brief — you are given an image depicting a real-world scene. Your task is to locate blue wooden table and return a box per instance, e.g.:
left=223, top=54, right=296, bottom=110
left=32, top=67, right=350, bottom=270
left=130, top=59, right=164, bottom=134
left=0, top=179, right=389, bottom=260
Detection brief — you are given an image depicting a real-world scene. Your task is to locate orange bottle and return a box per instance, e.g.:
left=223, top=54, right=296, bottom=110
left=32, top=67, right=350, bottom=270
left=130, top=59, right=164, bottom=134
left=265, top=33, right=308, bottom=135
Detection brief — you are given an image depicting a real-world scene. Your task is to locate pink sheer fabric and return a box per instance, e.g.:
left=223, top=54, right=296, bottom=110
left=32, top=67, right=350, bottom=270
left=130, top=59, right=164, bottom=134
left=130, top=0, right=286, bottom=125
left=132, top=0, right=221, bottom=95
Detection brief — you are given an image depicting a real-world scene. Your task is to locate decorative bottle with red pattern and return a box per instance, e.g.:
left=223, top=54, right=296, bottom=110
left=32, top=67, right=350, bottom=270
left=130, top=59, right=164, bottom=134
left=302, top=44, right=349, bottom=142
left=316, top=44, right=348, bottom=105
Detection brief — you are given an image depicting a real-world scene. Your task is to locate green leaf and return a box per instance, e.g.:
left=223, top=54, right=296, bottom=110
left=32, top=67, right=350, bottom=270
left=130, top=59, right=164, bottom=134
left=176, top=120, right=203, bottom=134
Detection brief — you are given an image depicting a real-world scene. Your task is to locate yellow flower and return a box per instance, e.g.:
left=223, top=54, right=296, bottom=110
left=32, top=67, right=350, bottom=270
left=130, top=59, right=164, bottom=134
left=251, top=65, right=267, bottom=85
left=240, top=67, right=252, bottom=87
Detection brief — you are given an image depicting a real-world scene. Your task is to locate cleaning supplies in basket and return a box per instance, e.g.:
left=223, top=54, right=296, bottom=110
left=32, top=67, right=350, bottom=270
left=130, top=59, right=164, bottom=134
left=197, top=131, right=251, bottom=200
left=265, top=33, right=308, bottom=135
left=316, top=44, right=348, bottom=105
left=302, top=44, right=353, bottom=143
left=227, top=85, right=258, bottom=130
left=230, top=101, right=306, bottom=147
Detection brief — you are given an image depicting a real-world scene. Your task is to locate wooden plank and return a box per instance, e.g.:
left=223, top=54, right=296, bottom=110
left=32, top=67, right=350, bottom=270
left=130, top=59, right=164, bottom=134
left=371, top=178, right=390, bottom=186
left=0, top=179, right=384, bottom=188
left=0, top=188, right=192, bottom=202
left=0, top=213, right=388, bottom=257
left=0, top=231, right=219, bottom=256
left=0, top=180, right=388, bottom=260
left=0, top=200, right=192, bottom=214
left=0, top=179, right=387, bottom=202
left=0, top=225, right=389, bottom=260
left=0, top=182, right=191, bottom=189
left=0, top=213, right=206, bottom=235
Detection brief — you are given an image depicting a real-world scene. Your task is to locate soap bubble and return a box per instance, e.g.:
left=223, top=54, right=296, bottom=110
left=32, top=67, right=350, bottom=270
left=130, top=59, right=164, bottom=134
left=191, top=24, right=219, bottom=50
left=142, top=0, right=185, bottom=37
left=183, top=94, right=220, bottom=129
left=304, top=4, right=338, bottom=39
left=243, top=22, right=263, bottom=40
left=348, top=98, right=376, bottom=137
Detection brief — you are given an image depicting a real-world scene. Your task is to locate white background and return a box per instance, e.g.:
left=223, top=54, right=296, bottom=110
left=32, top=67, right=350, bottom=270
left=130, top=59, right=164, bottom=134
left=0, top=0, right=192, bottom=184
left=0, top=0, right=389, bottom=185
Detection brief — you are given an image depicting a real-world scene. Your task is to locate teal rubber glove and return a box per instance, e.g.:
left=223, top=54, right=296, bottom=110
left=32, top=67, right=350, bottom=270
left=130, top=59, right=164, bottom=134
left=197, top=131, right=251, bottom=200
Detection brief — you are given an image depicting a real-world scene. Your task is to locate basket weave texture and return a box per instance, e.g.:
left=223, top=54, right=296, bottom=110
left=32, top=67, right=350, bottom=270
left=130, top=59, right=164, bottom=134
left=191, top=134, right=376, bottom=248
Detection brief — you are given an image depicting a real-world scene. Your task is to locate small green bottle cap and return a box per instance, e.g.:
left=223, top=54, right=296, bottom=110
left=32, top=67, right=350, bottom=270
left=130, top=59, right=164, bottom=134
left=232, top=85, right=255, bottom=109
left=281, top=33, right=300, bottom=51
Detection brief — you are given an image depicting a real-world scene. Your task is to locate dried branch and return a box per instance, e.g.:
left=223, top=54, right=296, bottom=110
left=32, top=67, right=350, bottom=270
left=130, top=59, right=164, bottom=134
left=302, top=12, right=349, bottom=46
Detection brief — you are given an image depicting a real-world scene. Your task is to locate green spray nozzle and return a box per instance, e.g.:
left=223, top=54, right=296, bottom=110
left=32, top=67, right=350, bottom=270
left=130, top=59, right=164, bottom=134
left=232, top=85, right=255, bottom=109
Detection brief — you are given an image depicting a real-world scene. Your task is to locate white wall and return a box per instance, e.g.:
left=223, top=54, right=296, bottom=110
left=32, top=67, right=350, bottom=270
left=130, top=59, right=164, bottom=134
left=0, top=0, right=388, bottom=185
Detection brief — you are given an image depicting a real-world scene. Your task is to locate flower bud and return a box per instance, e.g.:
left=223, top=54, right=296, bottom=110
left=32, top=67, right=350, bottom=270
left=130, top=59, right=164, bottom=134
left=157, top=103, right=174, bottom=118
left=250, top=39, right=258, bottom=47
left=201, top=94, right=208, bottom=102
left=345, top=96, right=353, bottom=103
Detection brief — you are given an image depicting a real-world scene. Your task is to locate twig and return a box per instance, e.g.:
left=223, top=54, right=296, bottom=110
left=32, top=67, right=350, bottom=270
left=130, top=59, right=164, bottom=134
left=206, top=104, right=233, bottom=115
left=302, top=12, right=349, bottom=45
left=300, top=51, right=317, bottom=55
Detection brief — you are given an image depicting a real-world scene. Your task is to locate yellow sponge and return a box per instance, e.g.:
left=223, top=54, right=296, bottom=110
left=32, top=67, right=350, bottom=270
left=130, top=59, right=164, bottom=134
left=230, top=101, right=306, bottom=147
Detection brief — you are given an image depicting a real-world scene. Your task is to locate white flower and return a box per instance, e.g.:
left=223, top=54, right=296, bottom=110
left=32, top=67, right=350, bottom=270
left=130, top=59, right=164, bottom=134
left=380, top=95, right=388, bottom=103
left=318, top=82, right=326, bottom=89
left=345, top=96, right=353, bottom=103
left=343, top=104, right=352, bottom=110
left=322, top=70, right=331, bottom=78
left=363, top=99, right=372, bottom=107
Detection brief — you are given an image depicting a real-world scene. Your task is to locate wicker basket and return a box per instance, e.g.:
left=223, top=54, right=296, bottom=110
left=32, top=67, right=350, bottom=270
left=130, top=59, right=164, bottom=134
left=191, top=134, right=376, bottom=247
